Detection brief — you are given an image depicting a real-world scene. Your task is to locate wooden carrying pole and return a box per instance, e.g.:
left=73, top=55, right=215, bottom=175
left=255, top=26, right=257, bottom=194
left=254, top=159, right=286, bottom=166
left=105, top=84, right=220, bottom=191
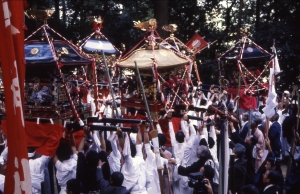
left=102, top=50, right=120, bottom=119
left=286, top=85, right=299, bottom=177
left=135, top=61, right=164, bottom=193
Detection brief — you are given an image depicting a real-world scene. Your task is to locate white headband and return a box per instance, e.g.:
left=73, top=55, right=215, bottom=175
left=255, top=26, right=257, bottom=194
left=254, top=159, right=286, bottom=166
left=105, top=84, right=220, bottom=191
left=28, top=151, right=36, bottom=158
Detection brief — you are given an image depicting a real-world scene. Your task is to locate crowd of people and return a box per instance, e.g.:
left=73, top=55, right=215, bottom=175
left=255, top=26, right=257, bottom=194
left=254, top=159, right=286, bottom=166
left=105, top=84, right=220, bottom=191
left=0, top=83, right=300, bottom=194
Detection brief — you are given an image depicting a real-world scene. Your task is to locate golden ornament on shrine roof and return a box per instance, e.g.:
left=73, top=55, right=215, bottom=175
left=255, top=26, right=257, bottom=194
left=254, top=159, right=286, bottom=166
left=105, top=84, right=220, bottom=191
left=25, top=9, right=55, bottom=21
left=61, top=47, right=69, bottom=55
left=162, top=24, right=178, bottom=33
left=30, top=48, right=39, bottom=55
left=133, top=18, right=157, bottom=31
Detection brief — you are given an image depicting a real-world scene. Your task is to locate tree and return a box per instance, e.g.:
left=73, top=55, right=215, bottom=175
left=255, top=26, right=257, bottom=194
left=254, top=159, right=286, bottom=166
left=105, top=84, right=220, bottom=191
left=22, top=0, right=300, bottom=88
left=153, top=0, right=169, bottom=38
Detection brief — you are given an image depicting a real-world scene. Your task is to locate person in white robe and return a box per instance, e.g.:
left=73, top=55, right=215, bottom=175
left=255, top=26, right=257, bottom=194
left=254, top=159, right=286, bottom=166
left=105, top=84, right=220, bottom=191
left=168, top=114, right=196, bottom=194
left=143, top=122, right=162, bottom=194
left=28, top=148, right=50, bottom=194
left=107, top=132, right=121, bottom=173
left=155, top=118, right=174, bottom=194
left=119, top=125, right=147, bottom=194
left=53, top=132, right=77, bottom=194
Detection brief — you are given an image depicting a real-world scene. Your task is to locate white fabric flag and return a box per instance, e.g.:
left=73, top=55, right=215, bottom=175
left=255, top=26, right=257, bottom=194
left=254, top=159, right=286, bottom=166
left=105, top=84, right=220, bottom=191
left=272, top=46, right=281, bottom=75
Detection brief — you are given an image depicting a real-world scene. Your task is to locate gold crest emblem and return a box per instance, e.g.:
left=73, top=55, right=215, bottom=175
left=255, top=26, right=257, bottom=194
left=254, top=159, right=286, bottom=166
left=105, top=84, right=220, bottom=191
left=30, top=48, right=39, bottom=55
left=61, top=47, right=69, bottom=55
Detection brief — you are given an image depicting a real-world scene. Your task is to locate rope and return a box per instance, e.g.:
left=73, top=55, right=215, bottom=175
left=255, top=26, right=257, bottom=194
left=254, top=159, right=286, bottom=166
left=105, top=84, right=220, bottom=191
left=121, top=38, right=146, bottom=59
left=245, top=64, right=269, bottom=92
left=24, top=24, right=47, bottom=41
left=239, top=61, right=268, bottom=90
left=237, top=60, right=249, bottom=89
left=158, top=74, right=188, bottom=106
left=42, top=26, right=83, bottom=125
left=79, top=32, right=95, bottom=50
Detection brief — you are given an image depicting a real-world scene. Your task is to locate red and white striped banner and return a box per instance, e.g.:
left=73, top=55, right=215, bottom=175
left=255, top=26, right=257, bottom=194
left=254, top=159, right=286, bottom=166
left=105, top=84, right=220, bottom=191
left=0, top=0, right=31, bottom=193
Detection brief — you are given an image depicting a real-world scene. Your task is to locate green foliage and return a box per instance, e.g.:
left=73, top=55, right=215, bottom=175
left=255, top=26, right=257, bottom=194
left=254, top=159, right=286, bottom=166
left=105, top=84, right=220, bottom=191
left=25, top=0, right=300, bottom=87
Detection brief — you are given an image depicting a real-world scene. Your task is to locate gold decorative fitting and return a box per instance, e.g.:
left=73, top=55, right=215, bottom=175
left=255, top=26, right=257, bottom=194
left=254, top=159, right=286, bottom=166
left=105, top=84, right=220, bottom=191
left=30, top=48, right=39, bottom=55
left=61, top=47, right=69, bottom=55
left=25, top=9, right=55, bottom=23
left=162, top=24, right=178, bottom=33
left=134, top=18, right=157, bottom=31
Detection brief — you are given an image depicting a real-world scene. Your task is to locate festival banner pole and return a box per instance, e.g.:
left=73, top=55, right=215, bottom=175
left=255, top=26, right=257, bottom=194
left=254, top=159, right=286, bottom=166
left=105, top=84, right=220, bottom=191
left=135, top=61, right=165, bottom=193
left=0, top=0, right=32, bottom=193
left=286, top=85, right=299, bottom=177
left=102, top=50, right=120, bottom=119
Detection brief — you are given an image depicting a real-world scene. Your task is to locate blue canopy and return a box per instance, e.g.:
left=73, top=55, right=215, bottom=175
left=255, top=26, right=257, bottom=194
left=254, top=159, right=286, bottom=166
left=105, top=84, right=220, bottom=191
left=82, top=39, right=119, bottom=55
left=25, top=40, right=92, bottom=65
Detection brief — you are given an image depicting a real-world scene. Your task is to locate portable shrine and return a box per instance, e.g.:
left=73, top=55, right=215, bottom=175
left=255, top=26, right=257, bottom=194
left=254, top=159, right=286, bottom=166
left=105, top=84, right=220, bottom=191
left=78, top=16, right=121, bottom=111
left=23, top=9, right=93, bottom=123
left=218, top=36, right=272, bottom=94
left=117, top=19, right=192, bottom=115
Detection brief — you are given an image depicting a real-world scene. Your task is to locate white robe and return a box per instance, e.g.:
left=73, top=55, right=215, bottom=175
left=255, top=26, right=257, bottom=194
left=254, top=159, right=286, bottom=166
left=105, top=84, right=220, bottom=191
left=29, top=155, right=50, bottom=194
left=121, top=134, right=147, bottom=194
left=145, top=144, right=161, bottom=194
left=169, top=121, right=193, bottom=194
left=0, top=174, right=4, bottom=193
left=55, top=154, right=77, bottom=194
left=107, top=132, right=121, bottom=173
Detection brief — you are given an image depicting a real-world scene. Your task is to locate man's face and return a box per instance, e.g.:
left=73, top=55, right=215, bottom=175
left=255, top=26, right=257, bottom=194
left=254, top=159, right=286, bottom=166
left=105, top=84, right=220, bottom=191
left=242, top=114, right=248, bottom=121
left=167, top=112, right=172, bottom=118
left=263, top=170, right=270, bottom=184
left=199, top=166, right=204, bottom=173
left=265, top=161, right=272, bottom=170
left=182, top=114, right=188, bottom=121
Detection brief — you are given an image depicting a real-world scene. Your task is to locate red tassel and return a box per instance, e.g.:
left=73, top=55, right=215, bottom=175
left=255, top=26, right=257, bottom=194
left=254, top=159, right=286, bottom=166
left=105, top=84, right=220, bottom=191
left=58, top=61, right=64, bottom=69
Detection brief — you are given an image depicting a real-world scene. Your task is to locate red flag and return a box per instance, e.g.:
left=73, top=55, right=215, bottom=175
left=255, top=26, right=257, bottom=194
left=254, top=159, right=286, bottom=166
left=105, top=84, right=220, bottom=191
left=186, top=33, right=208, bottom=53
left=0, top=0, right=31, bottom=193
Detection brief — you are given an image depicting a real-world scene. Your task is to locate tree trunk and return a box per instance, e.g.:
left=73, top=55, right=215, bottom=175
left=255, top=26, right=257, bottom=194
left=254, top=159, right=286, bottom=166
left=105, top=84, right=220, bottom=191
left=70, top=0, right=84, bottom=30
left=62, top=0, right=66, bottom=25
left=255, top=0, right=261, bottom=30
left=153, top=0, right=169, bottom=38
left=274, top=0, right=279, bottom=22
left=53, top=0, right=59, bottom=29
left=225, top=0, right=236, bottom=34
left=102, top=0, right=109, bottom=26
left=236, top=0, right=243, bottom=40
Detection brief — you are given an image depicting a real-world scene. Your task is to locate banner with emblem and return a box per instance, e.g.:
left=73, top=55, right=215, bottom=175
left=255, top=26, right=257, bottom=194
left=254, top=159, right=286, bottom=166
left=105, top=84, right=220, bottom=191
left=0, top=0, right=31, bottom=193
left=186, top=33, right=208, bottom=54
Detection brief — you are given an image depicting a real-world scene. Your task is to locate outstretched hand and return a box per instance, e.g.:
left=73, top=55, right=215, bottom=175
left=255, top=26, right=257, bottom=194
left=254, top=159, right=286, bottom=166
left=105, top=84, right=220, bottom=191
left=116, top=127, right=122, bottom=136
left=83, top=126, right=90, bottom=136
left=98, top=159, right=105, bottom=167
left=204, top=179, right=213, bottom=194
left=265, top=137, right=270, bottom=148
left=144, top=122, right=150, bottom=129
left=153, top=117, right=159, bottom=123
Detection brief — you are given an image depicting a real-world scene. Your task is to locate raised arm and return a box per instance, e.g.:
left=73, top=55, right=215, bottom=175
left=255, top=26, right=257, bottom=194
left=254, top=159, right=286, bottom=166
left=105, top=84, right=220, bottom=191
left=99, top=131, right=106, bottom=151
left=189, top=121, right=196, bottom=137
left=181, top=114, right=190, bottom=141
left=153, top=117, right=162, bottom=134
left=70, top=130, right=77, bottom=154
left=109, top=132, right=121, bottom=158
left=209, top=93, right=215, bottom=103
left=96, top=160, right=109, bottom=191
left=78, top=126, right=90, bottom=153
left=168, top=118, right=176, bottom=146
left=144, top=122, right=150, bottom=144
left=136, top=121, right=143, bottom=145
left=116, top=127, right=124, bottom=150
